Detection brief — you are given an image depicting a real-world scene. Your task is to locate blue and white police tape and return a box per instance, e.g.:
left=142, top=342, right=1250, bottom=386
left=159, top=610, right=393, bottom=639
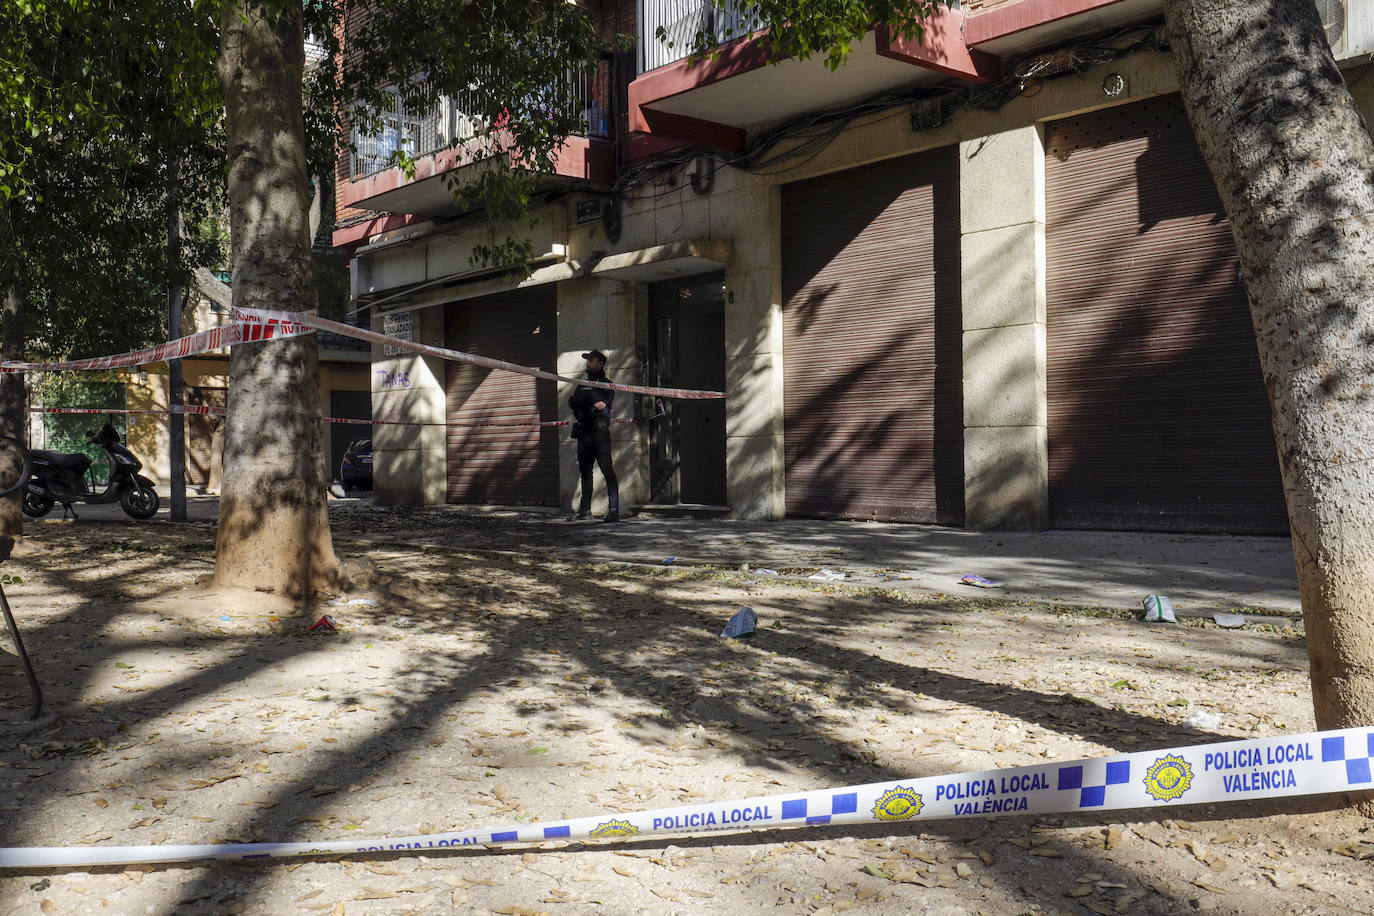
left=1, top=726, right=1370, bottom=869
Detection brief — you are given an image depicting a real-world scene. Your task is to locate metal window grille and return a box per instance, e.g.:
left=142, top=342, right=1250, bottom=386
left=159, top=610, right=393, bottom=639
left=349, top=60, right=614, bottom=179
left=350, top=94, right=445, bottom=179
left=641, top=0, right=751, bottom=73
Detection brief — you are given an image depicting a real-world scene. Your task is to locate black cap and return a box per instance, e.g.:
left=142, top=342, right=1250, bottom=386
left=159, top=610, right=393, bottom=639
left=581, top=349, right=607, bottom=362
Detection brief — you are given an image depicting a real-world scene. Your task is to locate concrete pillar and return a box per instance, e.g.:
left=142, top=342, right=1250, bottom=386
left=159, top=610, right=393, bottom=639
left=720, top=185, right=785, bottom=519
left=959, top=126, right=1048, bottom=529
left=372, top=305, right=448, bottom=505
left=556, top=277, right=645, bottom=515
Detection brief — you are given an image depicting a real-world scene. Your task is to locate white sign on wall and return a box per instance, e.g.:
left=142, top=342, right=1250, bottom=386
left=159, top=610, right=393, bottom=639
left=381, top=312, right=414, bottom=357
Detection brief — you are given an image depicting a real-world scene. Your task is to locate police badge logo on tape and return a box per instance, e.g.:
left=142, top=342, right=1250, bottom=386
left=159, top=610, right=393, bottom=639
left=589, top=819, right=639, bottom=838
left=872, top=786, right=923, bottom=821
left=1144, top=754, right=1194, bottom=801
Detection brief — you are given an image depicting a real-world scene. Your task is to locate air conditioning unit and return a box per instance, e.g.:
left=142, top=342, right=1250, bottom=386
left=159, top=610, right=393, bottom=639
left=1321, top=0, right=1374, bottom=62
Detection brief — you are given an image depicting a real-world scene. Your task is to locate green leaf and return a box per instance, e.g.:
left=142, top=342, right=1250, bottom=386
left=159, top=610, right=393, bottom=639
left=1167, top=698, right=1189, bottom=707
left=862, top=863, right=894, bottom=879
left=115, top=662, right=133, bottom=669
left=1110, top=679, right=1134, bottom=690
left=524, top=746, right=549, bottom=755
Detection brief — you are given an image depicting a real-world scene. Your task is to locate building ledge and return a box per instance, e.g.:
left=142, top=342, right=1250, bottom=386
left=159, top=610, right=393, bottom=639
left=339, top=134, right=614, bottom=217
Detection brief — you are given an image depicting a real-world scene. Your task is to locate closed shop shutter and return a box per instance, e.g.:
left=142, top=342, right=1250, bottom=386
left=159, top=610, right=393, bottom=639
left=781, top=147, right=963, bottom=523
left=1044, top=94, right=1287, bottom=533
left=185, top=386, right=227, bottom=487
left=445, top=287, right=558, bottom=506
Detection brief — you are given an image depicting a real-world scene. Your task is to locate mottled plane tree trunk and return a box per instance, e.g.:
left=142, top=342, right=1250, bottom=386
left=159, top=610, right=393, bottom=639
left=1164, top=0, right=1374, bottom=732
left=214, top=1, right=337, bottom=596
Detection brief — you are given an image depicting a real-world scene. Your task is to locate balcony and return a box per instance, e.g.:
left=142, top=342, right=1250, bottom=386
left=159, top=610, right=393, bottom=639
left=628, top=0, right=1173, bottom=150
left=340, top=64, right=617, bottom=218
left=631, top=1, right=1001, bottom=148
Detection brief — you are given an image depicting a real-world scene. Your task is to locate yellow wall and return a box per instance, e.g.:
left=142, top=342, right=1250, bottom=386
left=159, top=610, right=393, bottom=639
left=124, top=357, right=369, bottom=488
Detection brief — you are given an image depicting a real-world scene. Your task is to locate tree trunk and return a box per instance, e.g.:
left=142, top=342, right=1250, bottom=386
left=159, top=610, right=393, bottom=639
left=1163, top=0, right=1374, bottom=732
left=168, top=153, right=187, bottom=522
left=213, top=1, right=337, bottom=596
left=0, top=286, right=23, bottom=538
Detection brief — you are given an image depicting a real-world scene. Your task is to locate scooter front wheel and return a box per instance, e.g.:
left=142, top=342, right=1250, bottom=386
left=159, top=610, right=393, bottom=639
left=21, top=490, right=53, bottom=518
left=120, top=477, right=160, bottom=520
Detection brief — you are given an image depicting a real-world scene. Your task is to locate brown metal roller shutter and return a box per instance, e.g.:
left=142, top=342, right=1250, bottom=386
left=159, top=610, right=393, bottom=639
left=445, top=287, right=558, bottom=506
left=185, top=386, right=227, bottom=487
left=1044, top=95, right=1287, bottom=533
left=782, top=147, right=963, bottom=523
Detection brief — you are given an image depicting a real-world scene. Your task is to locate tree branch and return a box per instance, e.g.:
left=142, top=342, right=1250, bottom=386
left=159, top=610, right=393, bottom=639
left=191, top=266, right=232, bottom=312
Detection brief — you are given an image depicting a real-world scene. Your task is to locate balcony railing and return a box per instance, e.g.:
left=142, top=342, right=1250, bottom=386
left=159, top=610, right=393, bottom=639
left=641, top=0, right=752, bottom=73
left=349, top=62, right=614, bottom=180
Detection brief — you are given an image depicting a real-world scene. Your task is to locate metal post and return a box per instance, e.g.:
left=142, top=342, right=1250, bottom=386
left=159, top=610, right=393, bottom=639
left=0, top=582, right=40, bottom=719
left=168, top=154, right=187, bottom=522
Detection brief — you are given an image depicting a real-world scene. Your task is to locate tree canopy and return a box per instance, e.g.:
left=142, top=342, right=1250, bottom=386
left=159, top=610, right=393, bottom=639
left=0, top=0, right=224, bottom=359
left=331, top=0, right=623, bottom=266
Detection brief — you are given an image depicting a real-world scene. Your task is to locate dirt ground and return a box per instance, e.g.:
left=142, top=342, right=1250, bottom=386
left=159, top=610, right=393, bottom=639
left=0, top=518, right=1370, bottom=916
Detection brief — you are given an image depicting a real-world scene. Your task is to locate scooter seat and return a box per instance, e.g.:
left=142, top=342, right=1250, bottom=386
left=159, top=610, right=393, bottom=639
left=31, top=449, right=92, bottom=469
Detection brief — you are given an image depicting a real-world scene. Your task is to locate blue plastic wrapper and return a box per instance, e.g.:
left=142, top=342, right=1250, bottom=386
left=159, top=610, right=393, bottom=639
left=720, top=606, right=757, bottom=639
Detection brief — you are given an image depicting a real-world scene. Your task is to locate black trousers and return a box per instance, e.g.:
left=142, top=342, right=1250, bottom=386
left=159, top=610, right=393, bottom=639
left=576, top=430, right=618, bottom=513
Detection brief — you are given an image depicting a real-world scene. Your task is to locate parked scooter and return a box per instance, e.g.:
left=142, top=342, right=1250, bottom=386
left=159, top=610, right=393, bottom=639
left=22, top=421, right=159, bottom=520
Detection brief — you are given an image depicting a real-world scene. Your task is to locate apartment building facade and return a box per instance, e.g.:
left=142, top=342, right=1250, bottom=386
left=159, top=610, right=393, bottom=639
left=335, top=0, right=1373, bottom=533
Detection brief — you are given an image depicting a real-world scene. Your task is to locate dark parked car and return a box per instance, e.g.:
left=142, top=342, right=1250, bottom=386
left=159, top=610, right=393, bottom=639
left=340, top=439, right=373, bottom=493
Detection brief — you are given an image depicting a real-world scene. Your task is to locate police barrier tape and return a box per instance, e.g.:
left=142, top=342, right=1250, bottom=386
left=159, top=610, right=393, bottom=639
left=26, top=403, right=667, bottom=430
left=0, top=726, right=1369, bottom=869
left=7, top=308, right=723, bottom=402
left=0, top=312, right=311, bottom=374
left=5, top=307, right=725, bottom=401
left=236, top=306, right=727, bottom=401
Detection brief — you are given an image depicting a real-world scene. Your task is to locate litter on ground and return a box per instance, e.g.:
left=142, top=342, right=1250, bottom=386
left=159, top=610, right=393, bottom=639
left=1143, top=594, right=1177, bottom=623
left=720, top=606, right=757, bottom=639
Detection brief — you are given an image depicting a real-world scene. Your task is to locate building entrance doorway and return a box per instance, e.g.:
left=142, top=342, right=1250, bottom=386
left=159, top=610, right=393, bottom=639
left=648, top=274, right=727, bottom=507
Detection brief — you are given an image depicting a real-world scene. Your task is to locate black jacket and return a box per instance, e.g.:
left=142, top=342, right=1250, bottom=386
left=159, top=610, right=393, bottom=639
left=569, top=370, right=615, bottom=435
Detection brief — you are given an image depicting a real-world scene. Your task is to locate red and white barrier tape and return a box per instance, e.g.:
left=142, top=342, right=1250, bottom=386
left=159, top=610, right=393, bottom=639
left=10, top=306, right=720, bottom=402
left=237, top=307, right=726, bottom=401
left=26, top=406, right=224, bottom=417
left=27, top=404, right=667, bottom=430
left=0, top=313, right=310, bottom=374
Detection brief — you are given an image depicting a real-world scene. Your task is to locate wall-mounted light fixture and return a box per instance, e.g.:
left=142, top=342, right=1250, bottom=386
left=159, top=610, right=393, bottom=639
left=1102, top=73, right=1127, bottom=98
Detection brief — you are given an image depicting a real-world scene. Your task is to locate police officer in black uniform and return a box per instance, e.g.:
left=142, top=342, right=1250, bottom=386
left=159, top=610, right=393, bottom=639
left=569, top=349, right=619, bottom=522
